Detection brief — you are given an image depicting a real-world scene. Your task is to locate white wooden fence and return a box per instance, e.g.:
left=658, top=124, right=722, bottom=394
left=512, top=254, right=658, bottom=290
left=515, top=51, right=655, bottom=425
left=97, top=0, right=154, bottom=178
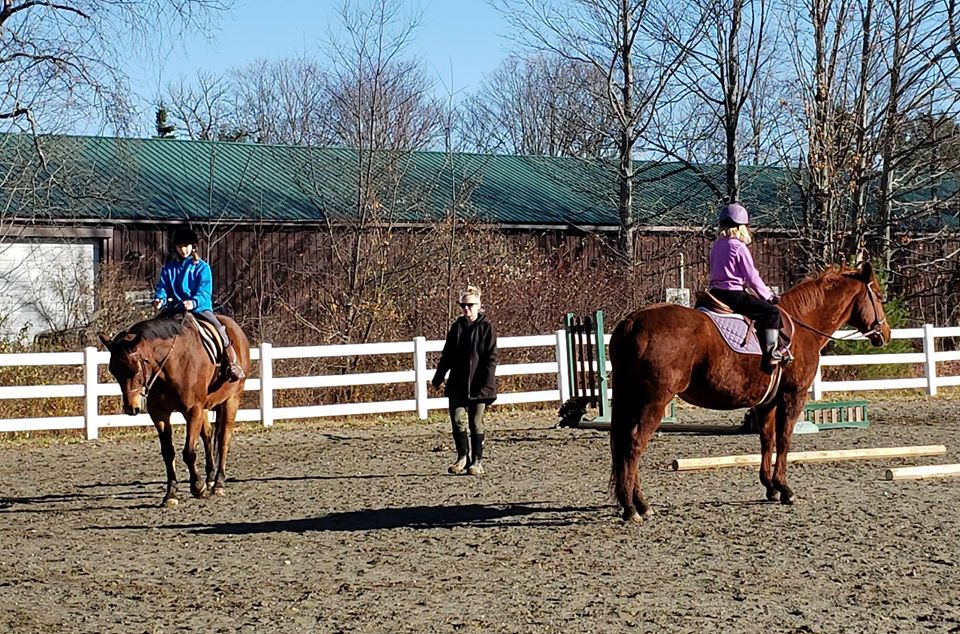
left=0, top=325, right=957, bottom=440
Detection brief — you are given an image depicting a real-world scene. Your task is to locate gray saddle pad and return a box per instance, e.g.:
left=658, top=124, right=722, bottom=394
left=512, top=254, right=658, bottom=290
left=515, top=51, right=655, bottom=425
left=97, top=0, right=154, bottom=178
left=696, top=308, right=762, bottom=355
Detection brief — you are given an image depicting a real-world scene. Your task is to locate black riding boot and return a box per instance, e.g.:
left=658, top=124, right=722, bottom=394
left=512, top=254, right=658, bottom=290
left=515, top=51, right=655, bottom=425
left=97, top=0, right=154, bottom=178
left=760, top=328, right=783, bottom=374
left=467, top=432, right=485, bottom=476
left=222, top=346, right=245, bottom=382
left=448, top=431, right=470, bottom=474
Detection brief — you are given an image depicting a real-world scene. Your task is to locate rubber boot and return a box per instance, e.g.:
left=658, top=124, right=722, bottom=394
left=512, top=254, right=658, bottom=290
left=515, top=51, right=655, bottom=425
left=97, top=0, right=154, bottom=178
left=467, top=432, right=485, bottom=476
left=448, top=431, right=470, bottom=474
left=760, top=329, right=783, bottom=374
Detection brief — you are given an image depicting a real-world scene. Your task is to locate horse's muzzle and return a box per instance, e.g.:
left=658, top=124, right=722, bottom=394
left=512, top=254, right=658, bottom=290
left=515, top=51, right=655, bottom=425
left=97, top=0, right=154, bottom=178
left=868, top=328, right=890, bottom=347
left=123, top=394, right=143, bottom=416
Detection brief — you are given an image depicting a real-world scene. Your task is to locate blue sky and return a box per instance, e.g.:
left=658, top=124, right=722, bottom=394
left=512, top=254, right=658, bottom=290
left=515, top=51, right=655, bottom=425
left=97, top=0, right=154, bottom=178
left=127, top=0, right=513, bottom=126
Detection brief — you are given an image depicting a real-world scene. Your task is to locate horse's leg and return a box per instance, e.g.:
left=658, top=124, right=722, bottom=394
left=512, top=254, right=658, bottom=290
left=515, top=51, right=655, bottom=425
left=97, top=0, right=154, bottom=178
left=631, top=400, right=668, bottom=519
left=153, top=413, right=179, bottom=508
left=212, top=396, right=238, bottom=496
left=772, top=392, right=806, bottom=505
left=610, top=393, right=669, bottom=522
left=200, top=417, right=216, bottom=491
left=182, top=406, right=209, bottom=499
left=755, top=405, right=779, bottom=501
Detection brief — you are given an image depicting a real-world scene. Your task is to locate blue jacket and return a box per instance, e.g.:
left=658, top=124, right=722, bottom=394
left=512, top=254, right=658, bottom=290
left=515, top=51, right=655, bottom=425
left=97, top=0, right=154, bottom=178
left=154, top=256, right=214, bottom=313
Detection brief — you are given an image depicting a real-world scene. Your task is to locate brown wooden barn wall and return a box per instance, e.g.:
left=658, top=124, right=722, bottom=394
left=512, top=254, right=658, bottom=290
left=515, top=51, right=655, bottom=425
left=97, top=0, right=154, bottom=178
left=108, top=224, right=952, bottom=340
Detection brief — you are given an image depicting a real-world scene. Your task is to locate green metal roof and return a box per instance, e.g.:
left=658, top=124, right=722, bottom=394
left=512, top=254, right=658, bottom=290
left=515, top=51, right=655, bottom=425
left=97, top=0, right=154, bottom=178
left=0, top=133, right=906, bottom=230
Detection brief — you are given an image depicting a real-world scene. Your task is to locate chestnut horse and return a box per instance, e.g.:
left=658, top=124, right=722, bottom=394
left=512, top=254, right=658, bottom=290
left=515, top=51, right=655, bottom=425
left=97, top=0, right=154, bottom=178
left=609, top=262, right=891, bottom=522
left=98, top=313, right=251, bottom=507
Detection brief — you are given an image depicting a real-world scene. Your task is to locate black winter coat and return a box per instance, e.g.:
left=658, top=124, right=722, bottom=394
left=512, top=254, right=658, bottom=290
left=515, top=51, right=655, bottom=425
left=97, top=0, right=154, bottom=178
left=432, top=313, right=498, bottom=403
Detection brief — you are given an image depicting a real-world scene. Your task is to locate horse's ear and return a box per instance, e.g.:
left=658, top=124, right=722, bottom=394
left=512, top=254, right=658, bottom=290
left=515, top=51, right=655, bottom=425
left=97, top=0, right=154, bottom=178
left=97, top=332, right=113, bottom=349
left=859, top=259, right=874, bottom=281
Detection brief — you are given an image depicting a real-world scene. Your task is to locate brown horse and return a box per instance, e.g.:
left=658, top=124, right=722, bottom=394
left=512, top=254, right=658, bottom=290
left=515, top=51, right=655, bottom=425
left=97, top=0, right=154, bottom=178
left=609, top=261, right=891, bottom=522
left=98, top=313, right=251, bottom=507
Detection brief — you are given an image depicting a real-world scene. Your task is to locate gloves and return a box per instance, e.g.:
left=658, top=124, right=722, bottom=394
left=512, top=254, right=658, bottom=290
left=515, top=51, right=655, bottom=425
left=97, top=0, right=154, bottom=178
left=431, top=375, right=443, bottom=389
left=768, top=295, right=779, bottom=305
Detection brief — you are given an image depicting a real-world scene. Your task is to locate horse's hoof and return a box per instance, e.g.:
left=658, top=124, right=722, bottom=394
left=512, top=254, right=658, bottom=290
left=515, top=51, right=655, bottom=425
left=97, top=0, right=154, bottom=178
left=780, top=494, right=796, bottom=505
left=622, top=510, right=645, bottom=523
left=162, top=497, right=179, bottom=508
left=766, top=490, right=780, bottom=502
left=212, top=485, right=226, bottom=497
left=639, top=506, right=655, bottom=517
left=191, top=485, right=208, bottom=499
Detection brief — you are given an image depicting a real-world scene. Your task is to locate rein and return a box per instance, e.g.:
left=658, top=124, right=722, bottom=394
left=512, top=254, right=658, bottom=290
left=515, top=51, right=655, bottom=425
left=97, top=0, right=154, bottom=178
left=791, top=283, right=886, bottom=342
left=126, top=313, right=186, bottom=399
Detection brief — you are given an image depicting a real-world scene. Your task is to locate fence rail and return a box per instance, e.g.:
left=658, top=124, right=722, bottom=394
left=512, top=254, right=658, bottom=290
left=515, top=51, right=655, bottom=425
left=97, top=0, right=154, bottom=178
left=0, top=326, right=957, bottom=440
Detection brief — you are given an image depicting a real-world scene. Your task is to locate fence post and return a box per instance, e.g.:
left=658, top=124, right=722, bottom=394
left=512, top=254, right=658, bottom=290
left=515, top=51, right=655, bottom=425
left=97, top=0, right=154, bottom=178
left=923, top=324, right=937, bottom=397
left=811, top=363, right=823, bottom=401
left=414, top=336, right=428, bottom=420
left=555, top=329, right=569, bottom=404
left=83, top=346, right=100, bottom=441
left=259, top=342, right=274, bottom=427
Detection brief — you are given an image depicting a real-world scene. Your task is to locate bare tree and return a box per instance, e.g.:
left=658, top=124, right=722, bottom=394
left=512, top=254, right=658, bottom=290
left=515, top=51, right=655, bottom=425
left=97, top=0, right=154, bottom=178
left=0, top=0, right=235, bottom=305
left=163, top=72, right=237, bottom=141
left=323, top=0, right=444, bottom=152
left=777, top=0, right=873, bottom=267
left=233, top=56, right=333, bottom=145
left=0, top=0, right=234, bottom=136
left=873, top=0, right=958, bottom=275
left=653, top=0, right=777, bottom=202
left=459, top=52, right=613, bottom=157
left=272, top=0, right=449, bottom=348
left=492, top=0, right=708, bottom=263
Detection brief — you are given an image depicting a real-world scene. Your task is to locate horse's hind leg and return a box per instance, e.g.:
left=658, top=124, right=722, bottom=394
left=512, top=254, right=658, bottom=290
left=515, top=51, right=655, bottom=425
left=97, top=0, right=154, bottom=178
left=183, top=406, right=210, bottom=499
left=611, top=395, right=669, bottom=522
left=212, top=396, right=238, bottom=496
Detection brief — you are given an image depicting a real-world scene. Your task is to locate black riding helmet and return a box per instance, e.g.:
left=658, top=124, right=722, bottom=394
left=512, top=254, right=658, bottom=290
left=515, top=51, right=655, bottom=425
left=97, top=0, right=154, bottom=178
left=172, top=227, right=199, bottom=247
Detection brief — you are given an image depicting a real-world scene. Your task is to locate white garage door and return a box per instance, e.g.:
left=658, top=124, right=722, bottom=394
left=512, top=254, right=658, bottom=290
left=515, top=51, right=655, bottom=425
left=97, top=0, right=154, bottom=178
left=0, top=240, right=97, bottom=342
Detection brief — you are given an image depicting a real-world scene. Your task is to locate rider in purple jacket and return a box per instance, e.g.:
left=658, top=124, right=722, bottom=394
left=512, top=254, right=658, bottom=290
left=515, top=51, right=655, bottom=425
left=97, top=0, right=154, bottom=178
left=708, top=203, right=785, bottom=373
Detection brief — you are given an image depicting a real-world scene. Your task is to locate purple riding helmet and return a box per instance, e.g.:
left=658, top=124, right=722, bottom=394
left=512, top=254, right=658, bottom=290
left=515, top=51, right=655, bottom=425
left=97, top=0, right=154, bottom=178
left=718, top=203, right=749, bottom=226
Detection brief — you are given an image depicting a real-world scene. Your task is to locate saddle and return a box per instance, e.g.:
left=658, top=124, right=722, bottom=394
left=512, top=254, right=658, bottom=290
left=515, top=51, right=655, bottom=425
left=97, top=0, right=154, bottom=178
left=694, top=290, right=794, bottom=357
left=185, top=313, right=227, bottom=365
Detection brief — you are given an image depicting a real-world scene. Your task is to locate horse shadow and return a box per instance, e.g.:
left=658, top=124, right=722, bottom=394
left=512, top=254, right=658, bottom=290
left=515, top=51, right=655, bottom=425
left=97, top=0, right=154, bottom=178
left=156, top=502, right=606, bottom=535
left=0, top=486, right=160, bottom=513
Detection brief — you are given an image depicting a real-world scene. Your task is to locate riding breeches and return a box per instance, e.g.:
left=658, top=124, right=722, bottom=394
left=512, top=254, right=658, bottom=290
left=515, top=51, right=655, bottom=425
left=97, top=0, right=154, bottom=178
left=448, top=397, right=486, bottom=435
left=709, top=289, right=781, bottom=329
left=196, top=310, right=231, bottom=348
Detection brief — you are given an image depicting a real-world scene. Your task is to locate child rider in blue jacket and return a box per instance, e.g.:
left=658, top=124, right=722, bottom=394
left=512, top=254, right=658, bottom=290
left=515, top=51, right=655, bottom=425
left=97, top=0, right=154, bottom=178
left=153, top=228, right=245, bottom=381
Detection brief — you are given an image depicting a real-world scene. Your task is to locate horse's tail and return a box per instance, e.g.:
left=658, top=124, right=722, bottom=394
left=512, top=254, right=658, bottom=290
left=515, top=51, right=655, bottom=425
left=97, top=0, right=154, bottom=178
left=608, top=317, right=646, bottom=509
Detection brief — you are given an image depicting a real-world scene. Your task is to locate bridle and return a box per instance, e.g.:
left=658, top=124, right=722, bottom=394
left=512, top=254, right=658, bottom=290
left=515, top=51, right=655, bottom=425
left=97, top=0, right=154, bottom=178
left=793, top=280, right=886, bottom=342
left=119, top=318, right=184, bottom=399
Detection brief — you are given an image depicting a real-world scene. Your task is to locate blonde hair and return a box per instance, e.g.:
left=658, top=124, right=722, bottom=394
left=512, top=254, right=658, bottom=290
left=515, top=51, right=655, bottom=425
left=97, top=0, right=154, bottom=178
left=718, top=225, right=752, bottom=245
left=460, top=284, right=482, bottom=303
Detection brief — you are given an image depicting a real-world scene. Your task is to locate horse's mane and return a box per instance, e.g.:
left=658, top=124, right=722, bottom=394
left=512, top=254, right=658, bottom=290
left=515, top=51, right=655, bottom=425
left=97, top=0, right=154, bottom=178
left=120, top=315, right=186, bottom=344
left=782, top=265, right=858, bottom=314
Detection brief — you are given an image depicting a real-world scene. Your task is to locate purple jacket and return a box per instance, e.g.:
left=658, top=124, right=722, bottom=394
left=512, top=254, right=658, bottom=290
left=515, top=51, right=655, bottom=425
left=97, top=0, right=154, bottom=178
left=708, top=237, right=774, bottom=300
